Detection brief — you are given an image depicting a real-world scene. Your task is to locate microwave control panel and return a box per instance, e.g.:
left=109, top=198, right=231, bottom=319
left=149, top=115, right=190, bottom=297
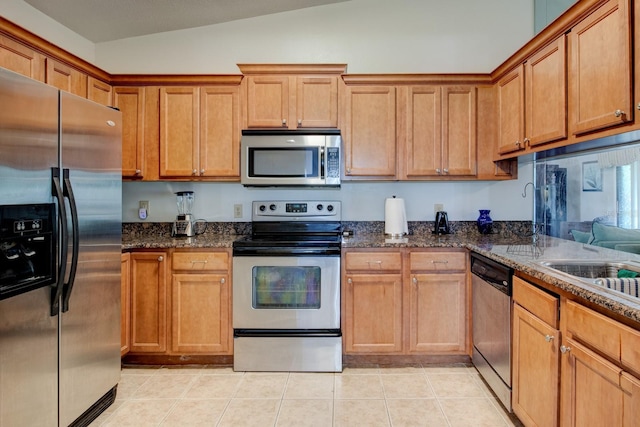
left=326, top=147, right=340, bottom=178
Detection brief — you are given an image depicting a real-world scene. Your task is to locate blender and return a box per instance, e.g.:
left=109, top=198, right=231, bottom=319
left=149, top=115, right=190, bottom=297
left=172, top=191, right=196, bottom=237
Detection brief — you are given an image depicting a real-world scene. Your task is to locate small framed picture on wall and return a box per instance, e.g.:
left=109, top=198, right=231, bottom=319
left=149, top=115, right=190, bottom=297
left=582, top=161, right=602, bottom=191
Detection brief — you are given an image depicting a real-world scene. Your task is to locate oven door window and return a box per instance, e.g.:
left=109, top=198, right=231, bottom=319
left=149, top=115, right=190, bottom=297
left=252, top=266, right=321, bottom=309
left=248, top=147, right=319, bottom=178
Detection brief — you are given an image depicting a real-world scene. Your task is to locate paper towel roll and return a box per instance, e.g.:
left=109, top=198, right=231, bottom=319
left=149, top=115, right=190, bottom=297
left=385, top=197, right=408, bottom=236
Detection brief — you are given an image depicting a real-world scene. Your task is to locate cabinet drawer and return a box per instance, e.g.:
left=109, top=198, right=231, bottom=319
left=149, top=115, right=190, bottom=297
left=172, top=251, right=229, bottom=271
left=620, top=326, right=640, bottom=377
left=513, top=277, right=559, bottom=328
left=409, top=251, right=466, bottom=272
left=565, top=300, right=621, bottom=362
left=344, top=251, right=401, bottom=271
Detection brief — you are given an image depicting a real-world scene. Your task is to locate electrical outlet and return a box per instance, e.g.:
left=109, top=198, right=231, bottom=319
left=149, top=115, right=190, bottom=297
left=233, top=204, right=243, bottom=218
left=434, top=203, right=444, bottom=214
left=138, top=200, right=149, bottom=220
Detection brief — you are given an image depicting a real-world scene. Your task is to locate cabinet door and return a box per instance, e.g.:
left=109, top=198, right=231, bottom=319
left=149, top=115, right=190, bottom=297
left=442, top=86, right=476, bottom=176
left=405, top=86, right=441, bottom=177
left=343, top=274, right=403, bottom=353
left=569, top=0, right=632, bottom=135
left=344, top=86, right=397, bottom=178
left=622, top=372, right=640, bottom=427
left=159, top=87, right=199, bottom=177
left=171, top=273, right=230, bottom=354
left=526, top=35, right=567, bottom=148
left=87, top=77, right=112, bottom=106
left=408, top=273, right=467, bottom=353
left=635, top=0, right=640, bottom=125
left=114, top=87, right=145, bottom=179
left=120, top=253, right=131, bottom=356
left=0, top=34, right=45, bottom=81
left=497, top=65, right=526, bottom=156
left=560, top=337, right=624, bottom=427
left=512, top=303, right=559, bottom=427
left=45, top=59, right=87, bottom=97
left=296, top=76, right=338, bottom=128
left=199, top=86, right=240, bottom=178
left=130, top=252, right=167, bottom=353
left=246, top=76, right=289, bottom=128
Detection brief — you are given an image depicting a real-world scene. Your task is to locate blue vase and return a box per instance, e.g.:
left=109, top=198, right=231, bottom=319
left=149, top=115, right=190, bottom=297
left=477, top=210, right=493, bottom=234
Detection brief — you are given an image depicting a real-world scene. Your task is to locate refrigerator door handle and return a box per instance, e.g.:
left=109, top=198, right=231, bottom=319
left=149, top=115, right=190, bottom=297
left=51, top=167, right=68, bottom=316
left=61, top=168, right=79, bottom=313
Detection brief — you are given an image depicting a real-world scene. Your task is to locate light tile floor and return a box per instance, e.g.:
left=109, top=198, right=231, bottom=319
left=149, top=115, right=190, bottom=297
left=91, top=364, right=523, bottom=427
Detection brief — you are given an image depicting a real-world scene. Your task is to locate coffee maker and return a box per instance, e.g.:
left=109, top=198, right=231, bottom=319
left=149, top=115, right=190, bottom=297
left=172, top=191, right=197, bottom=237
left=434, top=211, right=451, bottom=235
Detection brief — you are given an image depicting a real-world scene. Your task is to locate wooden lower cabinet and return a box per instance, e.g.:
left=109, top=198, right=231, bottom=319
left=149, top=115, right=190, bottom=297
left=120, top=253, right=131, bottom=356
left=125, top=249, right=232, bottom=358
left=512, top=277, right=560, bottom=427
left=342, top=248, right=469, bottom=355
left=343, top=273, right=403, bottom=353
left=130, top=252, right=168, bottom=353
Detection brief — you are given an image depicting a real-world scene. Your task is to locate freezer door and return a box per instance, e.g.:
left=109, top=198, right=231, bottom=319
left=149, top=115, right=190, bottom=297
left=59, top=92, right=122, bottom=426
left=0, top=68, right=59, bottom=426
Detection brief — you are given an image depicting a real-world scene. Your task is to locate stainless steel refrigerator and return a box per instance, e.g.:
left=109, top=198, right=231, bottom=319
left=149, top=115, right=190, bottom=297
left=0, top=67, right=122, bottom=426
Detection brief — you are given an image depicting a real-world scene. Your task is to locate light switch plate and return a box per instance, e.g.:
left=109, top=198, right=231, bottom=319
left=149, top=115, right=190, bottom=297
left=434, top=203, right=444, bottom=215
left=234, top=204, right=243, bottom=218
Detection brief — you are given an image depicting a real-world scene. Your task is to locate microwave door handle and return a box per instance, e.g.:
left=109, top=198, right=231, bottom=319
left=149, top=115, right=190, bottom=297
left=320, top=147, right=325, bottom=179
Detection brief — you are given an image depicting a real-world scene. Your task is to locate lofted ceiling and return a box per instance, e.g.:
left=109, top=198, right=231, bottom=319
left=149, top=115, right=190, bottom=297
left=23, top=0, right=351, bottom=43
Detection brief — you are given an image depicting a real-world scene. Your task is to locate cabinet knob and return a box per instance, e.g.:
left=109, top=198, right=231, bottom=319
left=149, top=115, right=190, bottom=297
left=412, top=277, right=418, bottom=284
left=560, top=345, right=571, bottom=354
left=282, top=119, right=287, bottom=126
left=157, top=256, right=164, bottom=262
left=200, top=169, right=205, bottom=175
left=515, top=141, right=521, bottom=147
left=347, top=278, right=352, bottom=284
left=544, top=335, right=554, bottom=342
left=436, top=168, right=442, bottom=174
left=297, top=119, right=302, bottom=126
left=523, top=138, right=530, bottom=146
left=637, top=102, right=640, bottom=111
left=614, top=109, right=625, bottom=118
left=220, top=278, right=226, bottom=284
left=346, top=168, right=351, bottom=175
left=135, top=169, right=141, bottom=175
left=192, top=169, right=197, bottom=175
left=443, top=168, right=449, bottom=174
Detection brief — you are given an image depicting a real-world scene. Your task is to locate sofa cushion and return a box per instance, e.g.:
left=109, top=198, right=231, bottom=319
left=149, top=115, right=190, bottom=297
left=570, top=229, right=592, bottom=243
left=591, top=222, right=640, bottom=247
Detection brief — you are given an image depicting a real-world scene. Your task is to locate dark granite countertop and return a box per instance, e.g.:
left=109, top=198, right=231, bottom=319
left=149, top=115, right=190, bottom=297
left=122, top=223, right=640, bottom=325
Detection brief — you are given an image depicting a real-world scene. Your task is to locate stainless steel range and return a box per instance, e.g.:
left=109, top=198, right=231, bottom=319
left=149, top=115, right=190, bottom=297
left=232, top=200, right=342, bottom=372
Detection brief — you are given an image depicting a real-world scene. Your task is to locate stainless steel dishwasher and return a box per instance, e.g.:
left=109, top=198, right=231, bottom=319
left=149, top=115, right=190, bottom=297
left=471, top=252, right=514, bottom=412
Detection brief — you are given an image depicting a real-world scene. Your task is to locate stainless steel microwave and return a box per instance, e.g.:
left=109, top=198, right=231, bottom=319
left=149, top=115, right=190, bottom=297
left=241, top=129, right=341, bottom=187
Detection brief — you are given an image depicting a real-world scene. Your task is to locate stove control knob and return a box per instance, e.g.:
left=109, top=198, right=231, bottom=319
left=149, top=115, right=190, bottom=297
left=269, top=204, right=277, bottom=211
left=259, top=205, right=266, bottom=212
left=316, top=204, right=324, bottom=211
left=327, top=204, right=334, bottom=212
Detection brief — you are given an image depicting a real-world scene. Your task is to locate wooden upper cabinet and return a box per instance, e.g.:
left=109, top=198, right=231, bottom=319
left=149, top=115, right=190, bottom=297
left=245, top=75, right=289, bottom=128
left=569, top=0, right=633, bottom=135
left=442, top=86, right=477, bottom=176
left=245, top=75, right=338, bottom=129
left=87, top=76, right=112, bottom=106
left=114, top=87, right=145, bottom=179
left=404, top=85, right=477, bottom=177
left=526, top=35, right=567, bottom=147
left=159, top=85, right=241, bottom=179
left=159, top=87, right=200, bottom=177
left=0, top=34, right=45, bottom=81
left=199, top=86, right=240, bottom=178
left=344, top=85, right=397, bottom=178
left=45, top=58, right=87, bottom=97
left=497, top=65, right=526, bottom=156
left=240, top=64, right=344, bottom=129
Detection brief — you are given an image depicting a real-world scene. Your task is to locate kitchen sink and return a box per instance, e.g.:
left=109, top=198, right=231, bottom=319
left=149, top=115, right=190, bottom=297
left=537, top=260, right=640, bottom=279
left=537, top=260, right=640, bottom=299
